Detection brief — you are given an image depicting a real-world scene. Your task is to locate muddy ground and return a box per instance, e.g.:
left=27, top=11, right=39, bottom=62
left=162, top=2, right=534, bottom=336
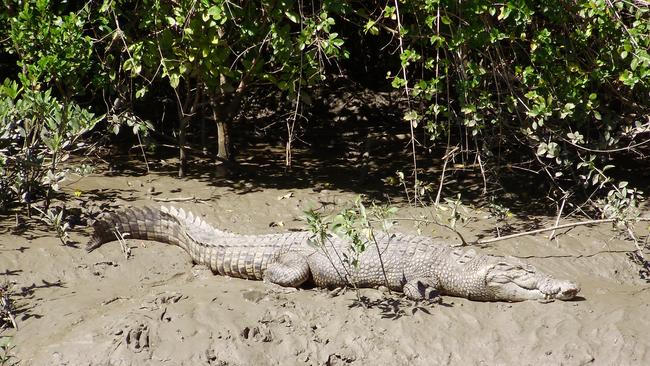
left=1, top=160, right=650, bottom=365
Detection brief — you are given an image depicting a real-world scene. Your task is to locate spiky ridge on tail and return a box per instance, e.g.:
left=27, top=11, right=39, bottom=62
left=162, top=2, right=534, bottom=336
left=86, top=206, right=189, bottom=252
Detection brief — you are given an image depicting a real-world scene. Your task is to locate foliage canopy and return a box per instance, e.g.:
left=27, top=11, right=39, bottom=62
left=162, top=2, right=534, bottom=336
left=0, top=0, right=649, bottom=219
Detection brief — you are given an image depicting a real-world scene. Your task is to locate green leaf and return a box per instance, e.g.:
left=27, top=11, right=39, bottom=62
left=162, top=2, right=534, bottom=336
left=135, top=86, right=147, bottom=99
left=391, top=76, right=406, bottom=89
left=364, top=20, right=379, bottom=35
left=593, top=110, right=601, bottom=120
left=169, top=74, right=180, bottom=89
left=497, top=6, right=511, bottom=20
left=285, top=11, right=299, bottom=23
left=404, top=110, right=419, bottom=121
left=208, top=6, right=223, bottom=20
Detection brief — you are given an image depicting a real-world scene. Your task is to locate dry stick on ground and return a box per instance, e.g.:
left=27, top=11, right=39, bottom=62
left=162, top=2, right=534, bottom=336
left=386, top=216, right=650, bottom=246
left=151, top=196, right=209, bottom=203
left=476, top=217, right=650, bottom=245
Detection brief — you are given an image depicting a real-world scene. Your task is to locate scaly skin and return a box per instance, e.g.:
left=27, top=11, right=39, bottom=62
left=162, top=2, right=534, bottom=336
left=87, top=206, right=580, bottom=302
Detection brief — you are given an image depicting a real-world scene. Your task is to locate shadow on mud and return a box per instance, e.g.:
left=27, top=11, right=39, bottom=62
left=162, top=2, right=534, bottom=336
left=349, top=295, right=451, bottom=320
left=8, top=279, right=66, bottom=322
left=627, top=252, right=650, bottom=283
left=0, top=269, right=22, bottom=277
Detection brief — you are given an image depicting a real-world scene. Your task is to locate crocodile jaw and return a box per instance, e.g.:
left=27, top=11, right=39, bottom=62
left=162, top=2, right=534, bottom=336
left=485, top=262, right=580, bottom=301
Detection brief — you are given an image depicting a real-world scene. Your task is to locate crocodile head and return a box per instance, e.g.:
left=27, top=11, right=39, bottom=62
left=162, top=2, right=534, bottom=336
left=485, top=261, right=580, bottom=301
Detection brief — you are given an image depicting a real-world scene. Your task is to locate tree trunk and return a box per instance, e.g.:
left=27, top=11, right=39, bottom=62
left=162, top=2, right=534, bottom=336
left=211, top=87, right=243, bottom=163
left=215, top=113, right=231, bottom=161
left=178, top=116, right=188, bottom=178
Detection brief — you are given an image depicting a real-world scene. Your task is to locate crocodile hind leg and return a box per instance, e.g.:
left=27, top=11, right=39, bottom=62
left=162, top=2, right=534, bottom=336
left=264, top=252, right=311, bottom=287
left=403, top=277, right=441, bottom=302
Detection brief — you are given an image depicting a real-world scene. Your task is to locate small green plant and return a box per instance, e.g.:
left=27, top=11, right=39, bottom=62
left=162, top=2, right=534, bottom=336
left=0, top=83, right=99, bottom=214
left=0, top=281, right=17, bottom=330
left=304, top=207, right=354, bottom=289
left=304, top=208, right=330, bottom=250
left=305, top=197, right=396, bottom=296
left=33, top=206, right=70, bottom=246
left=599, top=181, right=643, bottom=224
left=487, top=197, right=513, bottom=237
left=1, top=0, right=100, bottom=214
left=0, top=280, right=18, bottom=366
left=434, top=194, right=469, bottom=233
left=332, top=203, right=367, bottom=271
left=0, top=339, right=17, bottom=366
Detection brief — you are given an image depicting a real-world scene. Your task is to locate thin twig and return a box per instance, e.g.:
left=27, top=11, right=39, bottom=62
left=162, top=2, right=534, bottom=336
left=477, top=217, right=650, bottom=245
left=385, top=216, right=650, bottom=246
left=435, top=146, right=459, bottom=206
left=549, top=196, right=566, bottom=241
left=393, top=0, right=418, bottom=205
left=368, top=230, right=391, bottom=292
left=151, top=196, right=202, bottom=202
left=112, top=229, right=131, bottom=259
left=476, top=147, right=488, bottom=195
left=625, top=224, right=647, bottom=262
left=562, top=137, right=650, bottom=153
left=135, top=130, right=150, bottom=173
left=322, top=235, right=355, bottom=288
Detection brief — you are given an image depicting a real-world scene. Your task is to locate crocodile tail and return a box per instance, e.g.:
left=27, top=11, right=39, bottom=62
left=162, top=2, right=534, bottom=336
left=86, top=206, right=188, bottom=252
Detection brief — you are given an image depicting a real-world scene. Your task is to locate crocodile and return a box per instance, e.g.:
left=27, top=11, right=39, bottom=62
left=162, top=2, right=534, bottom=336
left=87, top=206, right=580, bottom=302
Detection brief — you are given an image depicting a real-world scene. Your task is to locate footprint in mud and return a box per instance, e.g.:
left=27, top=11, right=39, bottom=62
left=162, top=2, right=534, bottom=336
left=149, top=292, right=187, bottom=322
left=204, top=349, right=225, bottom=366
left=240, top=324, right=273, bottom=343
left=150, top=292, right=185, bottom=307
left=241, top=289, right=267, bottom=303
left=326, top=353, right=356, bottom=366
left=114, top=322, right=151, bottom=353
left=259, top=309, right=293, bottom=327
